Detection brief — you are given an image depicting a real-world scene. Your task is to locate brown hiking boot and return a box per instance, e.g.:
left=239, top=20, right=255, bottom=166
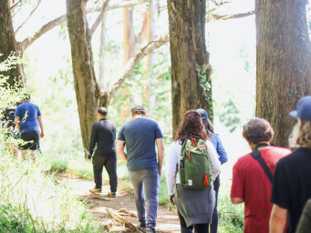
left=89, top=188, right=101, bottom=195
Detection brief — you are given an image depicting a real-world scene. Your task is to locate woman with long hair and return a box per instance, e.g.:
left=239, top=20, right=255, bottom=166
left=166, top=110, right=221, bottom=233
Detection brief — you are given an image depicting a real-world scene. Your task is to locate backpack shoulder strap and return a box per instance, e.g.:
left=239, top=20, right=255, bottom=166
left=251, top=148, right=273, bottom=183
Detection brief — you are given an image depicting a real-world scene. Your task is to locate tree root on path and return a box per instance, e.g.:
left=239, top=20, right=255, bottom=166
left=104, top=207, right=144, bottom=233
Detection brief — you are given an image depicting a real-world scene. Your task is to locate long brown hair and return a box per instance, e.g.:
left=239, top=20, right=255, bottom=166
left=175, top=110, right=208, bottom=141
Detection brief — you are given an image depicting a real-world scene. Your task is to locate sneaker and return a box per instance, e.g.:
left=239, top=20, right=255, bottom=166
left=106, top=192, right=116, bottom=198
left=137, top=223, right=146, bottom=232
left=89, top=188, right=101, bottom=195
left=146, top=227, right=156, bottom=233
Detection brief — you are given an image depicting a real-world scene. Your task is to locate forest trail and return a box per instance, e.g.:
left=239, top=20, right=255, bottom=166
left=60, top=177, right=180, bottom=233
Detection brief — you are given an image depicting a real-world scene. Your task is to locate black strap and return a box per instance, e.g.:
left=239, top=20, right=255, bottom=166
left=251, top=144, right=273, bottom=183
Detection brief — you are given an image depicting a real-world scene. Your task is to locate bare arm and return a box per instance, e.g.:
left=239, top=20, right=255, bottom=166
left=156, top=138, right=164, bottom=176
left=15, top=116, right=20, bottom=131
left=117, top=140, right=127, bottom=161
left=231, top=197, right=243, bottom=204
left=38, top=116, right=44, bottom=138
left=269, top=204, right=288, bottom=233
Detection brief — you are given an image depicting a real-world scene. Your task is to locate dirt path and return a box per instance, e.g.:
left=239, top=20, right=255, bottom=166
left=60, top=177, right=180, bottom=233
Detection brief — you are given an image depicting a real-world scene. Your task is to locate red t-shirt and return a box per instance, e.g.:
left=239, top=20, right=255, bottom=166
left=231, top=146, right=291, bottom=233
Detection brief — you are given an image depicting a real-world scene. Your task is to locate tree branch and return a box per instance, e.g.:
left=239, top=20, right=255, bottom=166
left=209, top=10, right=255, bottom=22
left=15, top=0, right=42, bottom=33
left=17, top=0, right=145, bottom=51
left=10, top=0, right=22, bottom=10
left=90, top=0, right=111, bottom=36
left=109, top=35, right=169, bottom=97
left=17, top=15, right=66, bottom=50
left=88, top=0, right=146, bottom=13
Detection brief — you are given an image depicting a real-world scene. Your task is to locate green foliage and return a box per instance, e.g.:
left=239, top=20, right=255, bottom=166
left=219, top=195, right=243, bottom=233
left=219, top=99, right=241, bottom=132
left=0, top=154, right=101, bottom=233
left=159, top=177, right=169, bottom=206
left=0, top=204, right=39, bottom=233
left=0, top=58, right=101, bottom=233
left=48, top=159, right=69, bottom=174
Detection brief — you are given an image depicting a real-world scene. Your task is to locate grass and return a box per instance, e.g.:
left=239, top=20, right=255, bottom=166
left=218, top=191, right=244, bottom=233
left=0, top=152, right=102, bottom=233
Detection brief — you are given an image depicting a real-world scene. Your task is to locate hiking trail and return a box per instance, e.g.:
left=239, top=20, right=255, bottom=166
left=60, top=177, right=180, bottom=233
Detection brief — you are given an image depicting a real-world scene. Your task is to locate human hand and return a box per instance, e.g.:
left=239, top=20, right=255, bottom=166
left=170, top=194, right=176, bottom=205
left=40, top=131, right=45, bottom=138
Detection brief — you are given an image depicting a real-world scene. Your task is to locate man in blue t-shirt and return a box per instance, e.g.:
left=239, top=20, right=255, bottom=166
left=117, top=106, right=164, bottom=233
left=15, top=95, right=44, bottom=157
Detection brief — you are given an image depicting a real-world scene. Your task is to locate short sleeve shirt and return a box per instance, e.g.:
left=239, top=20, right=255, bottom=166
left=118, top=117, right=163, bottom=171
left=231, top=146, right=290, bottom=233
left=272, top=148, right=311, bottom=233
left=15, top=102, right=41, bottom=133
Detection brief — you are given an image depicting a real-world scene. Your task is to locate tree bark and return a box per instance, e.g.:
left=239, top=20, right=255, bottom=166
left=256, top=0, right=311, bottom=146
left=122, top=6, right=136, bottom=64
left=167, top=0, right=212, bottom=137
left=66, top=0, right=99, bottom=156
left=142, top=0, right=157, bottom=113
left=0, top=0, right=23, bottom=88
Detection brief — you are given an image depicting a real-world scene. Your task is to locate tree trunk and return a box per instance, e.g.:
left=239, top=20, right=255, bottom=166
left=122, top=6, right=136, bottom=64
left=66, top=0, right=99, bottom=156
left=167, top=0, right=212, bottom=137
left=256, top=0, right=311, bottom=146
left=0, top=0, right=23, bottom=88
left=142, top=0, right=157, bottom=113
left=98, top=20, right=106, bottom=89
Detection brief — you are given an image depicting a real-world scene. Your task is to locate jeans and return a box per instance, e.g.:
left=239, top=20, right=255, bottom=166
left=211, top=176, right=220, bottom=233
left=129, top=168, right=159, bottom=229
left=92, top=151, right=117, bottom=193
left=178, top=212, right=210, bottom=233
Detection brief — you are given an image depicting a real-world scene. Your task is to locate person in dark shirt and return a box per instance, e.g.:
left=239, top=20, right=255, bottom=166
left=15, top=95, right=44, bottom=159
left=270, top=96, right=311, bottom=233
left=117, top=106, right=164, bottom=233
left=88, top=107, right=117, bottom=197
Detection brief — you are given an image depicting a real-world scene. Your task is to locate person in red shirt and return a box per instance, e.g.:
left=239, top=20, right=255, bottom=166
left=230, top=118, right=291, bottom=233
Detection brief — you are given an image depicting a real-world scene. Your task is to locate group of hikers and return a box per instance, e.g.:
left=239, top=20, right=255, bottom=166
left=4, top=94, right=311, bottom=233
left=87, top=97, right=311, bottom=233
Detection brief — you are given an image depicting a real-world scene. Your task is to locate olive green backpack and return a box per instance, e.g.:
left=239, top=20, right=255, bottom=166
left=179, top=138, right=212, bottom=190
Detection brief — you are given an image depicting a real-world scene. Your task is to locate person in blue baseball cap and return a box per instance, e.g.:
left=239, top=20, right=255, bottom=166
left=270, top=96, right=311, bottom=233
left=196, top=108, right=228, bottom=233
left=289, top=96, right=311, bottom=121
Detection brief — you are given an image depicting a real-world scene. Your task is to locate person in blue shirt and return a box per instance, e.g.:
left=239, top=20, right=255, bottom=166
left=117, top=106, right=164, bottom=233
left=197, top=108, right=228, bottom=233
left=15, top=94, right=44, bottom=158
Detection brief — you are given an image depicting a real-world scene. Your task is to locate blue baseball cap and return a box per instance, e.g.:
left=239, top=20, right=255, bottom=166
left=289, top=96, right=311, bottom=121
left=196, top=108, right=208, bottom=120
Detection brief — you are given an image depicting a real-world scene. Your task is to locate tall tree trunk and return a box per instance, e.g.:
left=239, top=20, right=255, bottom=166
left=0, top=0, right=23, bottom=88
left=66, top=0, right=99, bottom=155
left=122, top=6, right=136, bottom=64
left=167, top=0, right=212, bottom=136
left=143, top=0, right=157, bottom=114
left=98, top=20, right=106, bottom=89
left=256, top=0, right=311, bottom=146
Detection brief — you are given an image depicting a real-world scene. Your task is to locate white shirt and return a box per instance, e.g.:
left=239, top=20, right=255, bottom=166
left=166, top=140, right=221, bottom=195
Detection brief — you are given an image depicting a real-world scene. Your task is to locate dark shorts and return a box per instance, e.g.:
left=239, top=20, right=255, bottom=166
left=19, top=130, right=40, bottom=150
